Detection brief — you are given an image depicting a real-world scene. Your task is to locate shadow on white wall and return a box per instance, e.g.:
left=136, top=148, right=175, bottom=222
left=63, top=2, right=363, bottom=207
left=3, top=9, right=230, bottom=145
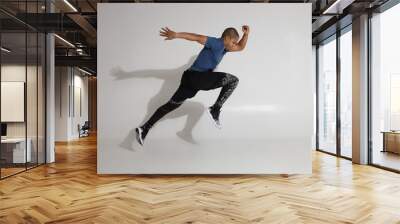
left=110, top=56, right=208, bottom=150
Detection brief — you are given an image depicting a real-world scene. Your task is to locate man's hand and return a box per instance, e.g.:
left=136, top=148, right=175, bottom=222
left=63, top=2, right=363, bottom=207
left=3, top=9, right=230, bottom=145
left=229, top=25, right=250, bottom=52
left=159, top=27, right=207, bottom=45
left=160, top=27, right=176, bottom=40
left=242, top=25, right=250, bottom=35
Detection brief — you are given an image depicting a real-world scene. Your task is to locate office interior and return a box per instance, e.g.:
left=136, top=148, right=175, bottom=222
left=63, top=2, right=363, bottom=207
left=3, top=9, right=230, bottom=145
left=1, top=0, right=400, bottom=223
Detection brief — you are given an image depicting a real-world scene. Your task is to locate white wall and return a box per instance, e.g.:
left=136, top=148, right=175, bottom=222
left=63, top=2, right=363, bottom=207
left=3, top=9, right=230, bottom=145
left=1, top=66, right=26, bottom=126
left=1, top=65, right=40, bottom=139
left=98, top=3, right=313, bottom=174
left=71, top=73, right=89, bottom=138
left=55, top=67, right=69, bottom=141
left=55, top=67, right=89, bottom=141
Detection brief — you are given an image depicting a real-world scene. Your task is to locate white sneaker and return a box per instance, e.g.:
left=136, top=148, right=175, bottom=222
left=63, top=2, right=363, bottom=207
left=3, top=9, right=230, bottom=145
left=207, top=107, right=222, bottom=129
left=135, top=127, right=144, bottom=145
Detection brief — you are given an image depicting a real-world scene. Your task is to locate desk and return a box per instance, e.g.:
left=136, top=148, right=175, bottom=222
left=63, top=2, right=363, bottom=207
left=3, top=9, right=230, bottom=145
left=1, top=138, right=31, bottom=163
left=382, top=131, right=400, bottom=154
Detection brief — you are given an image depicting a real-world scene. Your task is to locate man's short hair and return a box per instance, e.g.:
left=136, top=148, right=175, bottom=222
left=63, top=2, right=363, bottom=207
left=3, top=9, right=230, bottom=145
left=221, top=27, right=239, bottom=39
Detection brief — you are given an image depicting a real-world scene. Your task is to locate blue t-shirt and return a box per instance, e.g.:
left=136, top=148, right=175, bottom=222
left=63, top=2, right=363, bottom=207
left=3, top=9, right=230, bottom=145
left=189, top=36, right=227, bottom=72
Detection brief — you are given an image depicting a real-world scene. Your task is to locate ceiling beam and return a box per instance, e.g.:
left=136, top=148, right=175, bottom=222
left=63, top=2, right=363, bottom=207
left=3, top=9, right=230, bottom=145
left=55, top=55, right=96, bottom=72
left=67, top=13, right=97, bottom=46
left=322, top=0, right=356, bottom=14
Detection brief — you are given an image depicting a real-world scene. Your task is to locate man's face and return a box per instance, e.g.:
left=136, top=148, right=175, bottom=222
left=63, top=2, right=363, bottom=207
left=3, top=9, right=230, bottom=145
left=223, top=36, right=239, bottom=51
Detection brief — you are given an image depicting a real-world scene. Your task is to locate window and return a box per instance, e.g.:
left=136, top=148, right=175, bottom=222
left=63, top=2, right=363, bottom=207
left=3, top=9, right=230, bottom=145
left=318, top=37, right=337, bottom=154
left=340, top=29, right=352, bottom=158
left=370, top=3, right=400, bottom=171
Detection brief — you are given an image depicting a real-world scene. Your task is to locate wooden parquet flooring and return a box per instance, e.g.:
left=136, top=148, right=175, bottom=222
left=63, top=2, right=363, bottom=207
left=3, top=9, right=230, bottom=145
left=1, top=134, right=400, bottom=224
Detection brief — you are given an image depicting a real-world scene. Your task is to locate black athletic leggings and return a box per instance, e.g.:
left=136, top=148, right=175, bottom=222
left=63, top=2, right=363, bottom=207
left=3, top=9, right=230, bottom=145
left=141, top=69, right=239, bottom=130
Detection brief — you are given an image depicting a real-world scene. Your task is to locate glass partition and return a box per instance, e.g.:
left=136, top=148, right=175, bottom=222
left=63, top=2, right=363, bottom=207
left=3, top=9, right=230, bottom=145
left=0, top=1, right=46, bottom=179
left=38, top=32, right=45, bottom=165
left=27, top=30, right=38, bottom=169
left=1, top=31, right=28, bottom=177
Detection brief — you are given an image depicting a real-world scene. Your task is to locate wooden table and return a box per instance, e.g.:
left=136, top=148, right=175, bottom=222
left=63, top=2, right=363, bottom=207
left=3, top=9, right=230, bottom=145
left=381, top=131, right=400, bottom=154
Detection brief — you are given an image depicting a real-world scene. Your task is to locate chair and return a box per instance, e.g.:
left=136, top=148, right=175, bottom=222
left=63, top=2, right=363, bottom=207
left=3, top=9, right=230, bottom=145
left=79, top=121, right=90, bottom=138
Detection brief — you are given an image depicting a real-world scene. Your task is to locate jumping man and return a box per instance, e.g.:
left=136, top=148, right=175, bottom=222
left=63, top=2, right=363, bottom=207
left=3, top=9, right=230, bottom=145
left=136, top=25, right=250, bottom=145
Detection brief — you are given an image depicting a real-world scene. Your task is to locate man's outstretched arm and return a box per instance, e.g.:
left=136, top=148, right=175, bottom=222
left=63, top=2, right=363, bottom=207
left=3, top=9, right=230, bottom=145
left=229, top=25, right=250, bottom=52
left=160, top=27, right=207, bottom=45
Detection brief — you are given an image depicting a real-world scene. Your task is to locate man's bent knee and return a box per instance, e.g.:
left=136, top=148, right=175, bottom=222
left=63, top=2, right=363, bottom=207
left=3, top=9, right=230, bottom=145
left=231, top=75, right=239, bottom=85
left=223, top=73, right=239, bottom=86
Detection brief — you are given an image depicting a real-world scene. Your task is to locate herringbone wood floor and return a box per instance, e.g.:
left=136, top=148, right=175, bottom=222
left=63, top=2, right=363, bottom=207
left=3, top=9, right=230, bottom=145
left=1, top=134, right=400, bottom=224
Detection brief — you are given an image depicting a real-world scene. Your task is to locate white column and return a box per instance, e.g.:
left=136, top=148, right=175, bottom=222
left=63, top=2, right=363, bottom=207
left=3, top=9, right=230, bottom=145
left=352, top=14, right=369, bottom=164
left=46, top=0, right=56, bottom=163
left=46, top=33, right=55, bottom=163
